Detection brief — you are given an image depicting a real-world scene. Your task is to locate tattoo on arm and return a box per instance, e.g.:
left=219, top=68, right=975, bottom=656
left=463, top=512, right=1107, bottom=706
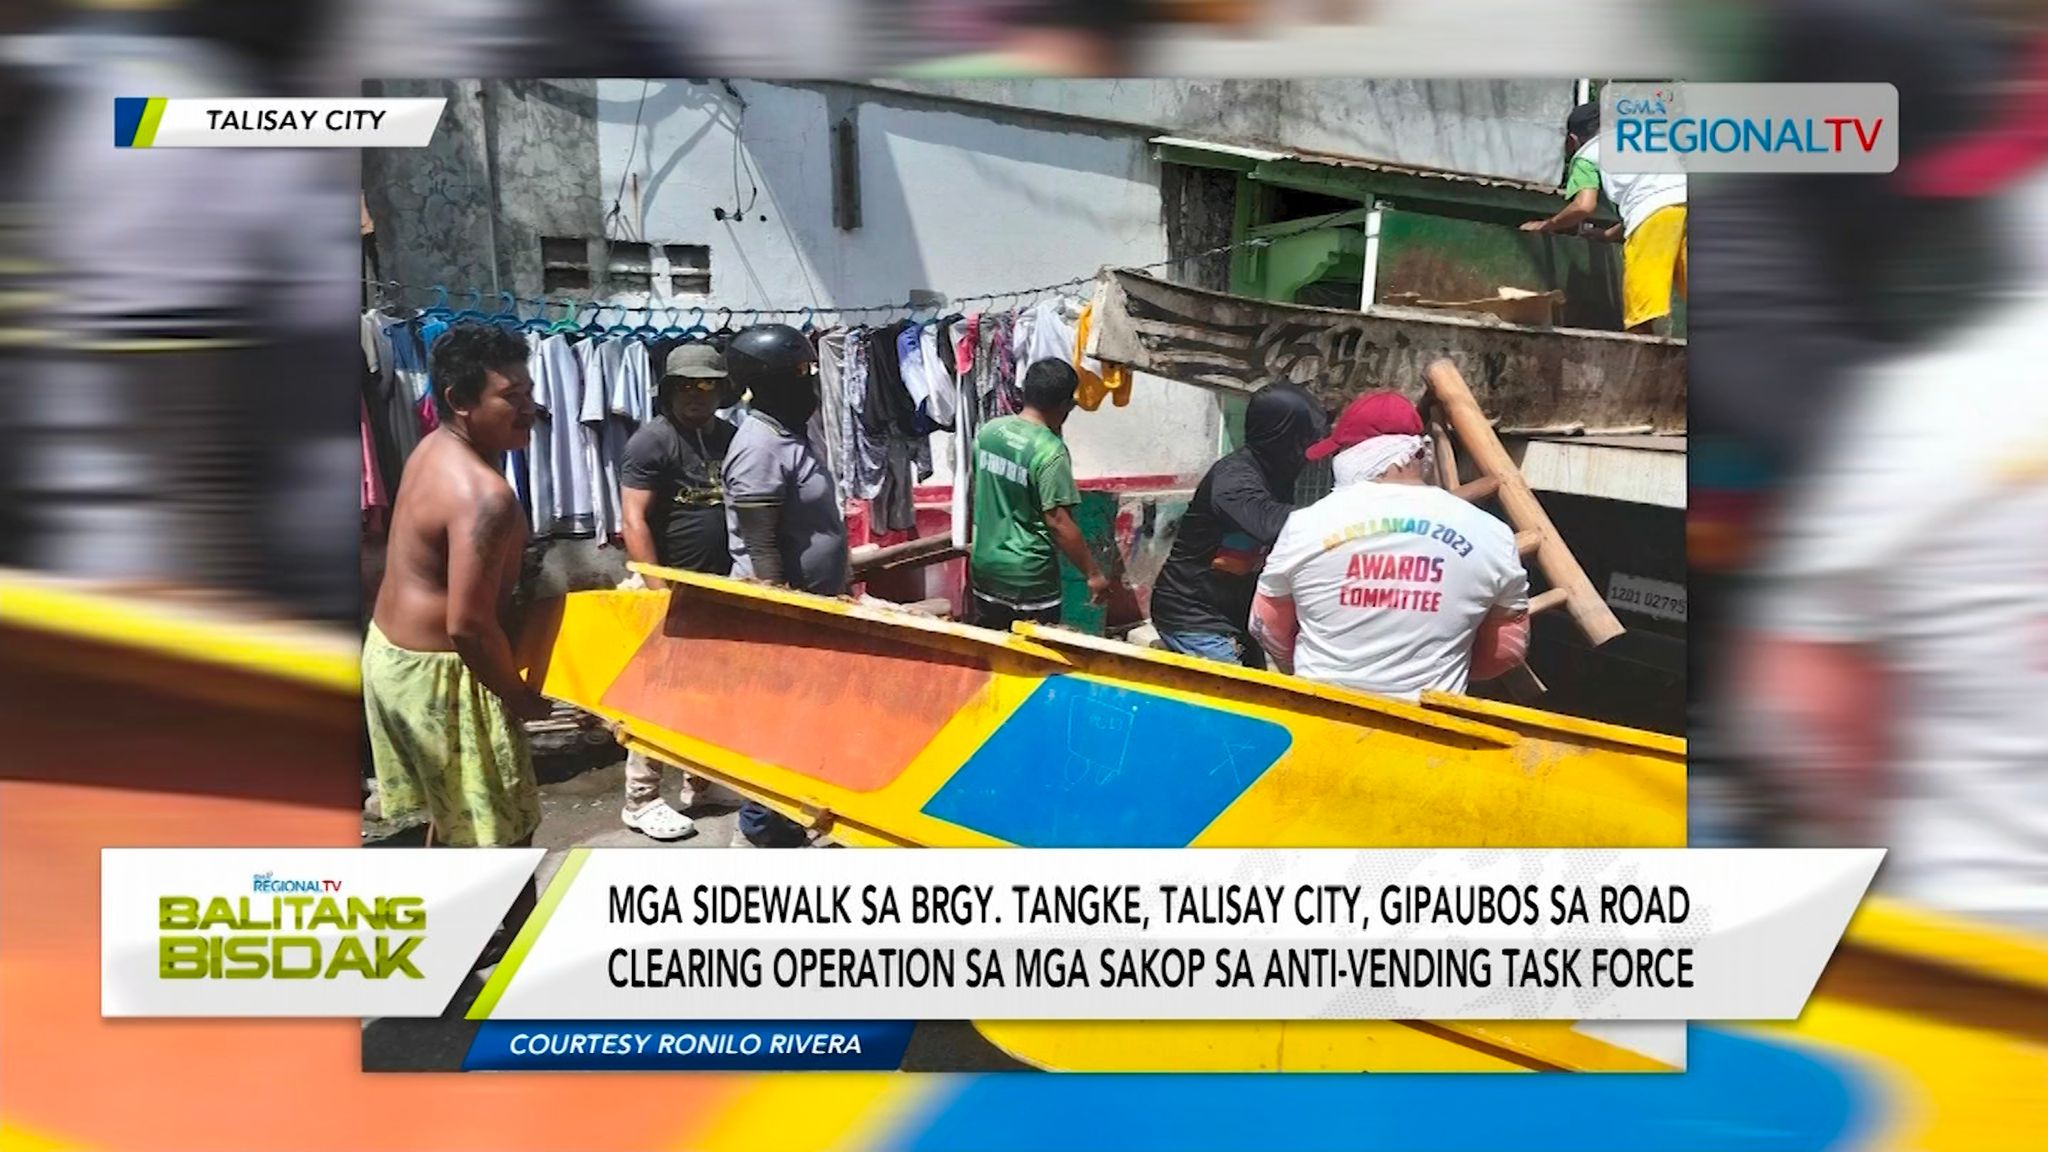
left=472, top=494, right=518, bottom=557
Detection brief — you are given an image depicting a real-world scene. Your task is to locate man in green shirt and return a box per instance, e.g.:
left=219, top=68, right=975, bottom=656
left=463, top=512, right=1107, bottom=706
left=1522, top=103, right=1618, bottom=242
left=968, top=360, right=1111, bottom=630
left=1523, top=101, right=1689, bottom=333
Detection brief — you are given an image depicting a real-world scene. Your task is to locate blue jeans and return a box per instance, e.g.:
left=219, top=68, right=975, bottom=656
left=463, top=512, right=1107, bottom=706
left=1158, top=629, right=1263, bottom=669
left=739, top=802, right=806, bottom=847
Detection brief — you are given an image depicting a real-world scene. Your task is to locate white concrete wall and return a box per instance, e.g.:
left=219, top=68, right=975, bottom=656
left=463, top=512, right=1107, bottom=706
left=882, top=79, right=1580, bottom=186
left=595, top=80, right=1220, bottom=482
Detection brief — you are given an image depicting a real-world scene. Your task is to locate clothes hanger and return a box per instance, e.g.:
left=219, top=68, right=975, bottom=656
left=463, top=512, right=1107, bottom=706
left=546, top=299, right=583, bottom=334
left=797, top=307, right=817, bottom=335
left=523, top=297, right=556, bottom=333
left=710, top=307, right=737, bottom=342
left=603, top=305, right=638, bottom=339
left=680, top=307, right=710, bottom=343
left=419, top=285, right=453, bottom=322
left=373, top=280, right=417, bottom=320
left=579, top=302, right=610, bottom=340
left=491, top=291, right=522, bottom=330
left=450, top=289, right=489, bottom=324
left=658, top=306, right=690, bottom=341
left=631, top=305, right=663, bottom=343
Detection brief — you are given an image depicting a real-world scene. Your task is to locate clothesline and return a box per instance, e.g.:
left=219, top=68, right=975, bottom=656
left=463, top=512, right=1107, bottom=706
left=363, top=211, right=1367, bottom=545
left=359, top=227, right=1298, bottom=326
left=355, top=270, right=1094, bottom=327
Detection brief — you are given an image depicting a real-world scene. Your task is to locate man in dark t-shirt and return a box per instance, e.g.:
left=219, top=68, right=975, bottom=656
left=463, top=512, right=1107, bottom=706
left=614, top=343, right=736, bottom=840
left=622, top=345, right=737, bottom=582
left=1149, top=384, right=1325, bottom=668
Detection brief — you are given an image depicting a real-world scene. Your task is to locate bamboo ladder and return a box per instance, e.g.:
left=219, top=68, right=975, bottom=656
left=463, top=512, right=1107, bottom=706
left=1419, top=358, right=1625, bottom=699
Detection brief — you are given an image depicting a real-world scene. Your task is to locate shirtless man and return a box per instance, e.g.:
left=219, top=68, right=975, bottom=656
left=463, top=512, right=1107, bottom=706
left=364, top=323, right=548, bottom=863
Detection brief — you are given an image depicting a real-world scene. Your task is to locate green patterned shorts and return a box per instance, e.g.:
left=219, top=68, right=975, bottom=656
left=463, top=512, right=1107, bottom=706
left=363, top=623, right=538, bottom=847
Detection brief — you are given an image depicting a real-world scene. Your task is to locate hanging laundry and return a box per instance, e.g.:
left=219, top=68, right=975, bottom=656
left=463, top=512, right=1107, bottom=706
left=373, top=317, right=432, bottom=461
left=504, top=444, right=529, bottom=512
left=419, top=316, right=450, bottom=345
left=843, top=329, right=887, bottom=501
left=575, top=337, right=615, bottom=543
left=863, top=321, right=918, bottom=438
left=413, top=317, right=452, bottom=435
left=896, top=322, right=937, bottom=432
left=361, top=311, right=412, bottom=500
left=870, top=427, right=939, bottom=537
left=944, top=314, right=979, bottom=552
left=1016, top=295, right=1082, bottom=386
left=1070, top=284, right=1132, bottom=411
left=818, top=328, right=877, bottom=507
left=1009, top=305, right=1036, bottom=386
left=360, top=395, right=388, bottom=530
left=615, top=337, right=655, bottom=423
left=920, top=318, right=960, bottom=430
left=579, top=336, right=653, bottom=543
left=974, top=310, right=1019, bottom=420
left=954, top=314, right=977, bottom=380
left=504, top=330, right=550, bottom=532
left=531, top=331, right=595, bottom=538
left=380, top=314, right=429, bottom=398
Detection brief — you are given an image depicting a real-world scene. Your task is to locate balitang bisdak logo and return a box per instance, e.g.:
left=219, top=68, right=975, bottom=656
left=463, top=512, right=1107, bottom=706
left=157, top=869, right=428, bottom=980
left=1601, top=83, right=1898, bottom=175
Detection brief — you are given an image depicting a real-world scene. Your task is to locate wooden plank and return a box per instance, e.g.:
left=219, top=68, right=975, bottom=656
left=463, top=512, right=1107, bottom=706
left=850, top=533, right=960, bottom=576
left=1426, top=360, right=1625, bottom=648
left=1453, top=477, right=1500, bottom=502
left=1428, top=418, right=1460, bottom=489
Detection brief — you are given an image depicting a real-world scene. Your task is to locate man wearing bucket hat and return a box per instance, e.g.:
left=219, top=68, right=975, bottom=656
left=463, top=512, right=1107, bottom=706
left=1251, top=390, right=1531, bottom=701
left=612, top=343, right=740, bottom=840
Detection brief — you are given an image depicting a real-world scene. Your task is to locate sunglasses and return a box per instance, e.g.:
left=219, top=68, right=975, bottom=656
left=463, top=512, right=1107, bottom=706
left=666, top=378, right=724, bottom=393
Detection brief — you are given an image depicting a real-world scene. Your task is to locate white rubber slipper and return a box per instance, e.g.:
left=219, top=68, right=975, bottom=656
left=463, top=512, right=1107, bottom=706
left=622, top=799, right=696, bottom=841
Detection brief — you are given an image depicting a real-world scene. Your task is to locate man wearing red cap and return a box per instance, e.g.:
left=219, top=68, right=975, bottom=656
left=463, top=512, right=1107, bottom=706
left=1251, top=391, right=1530, bottom=700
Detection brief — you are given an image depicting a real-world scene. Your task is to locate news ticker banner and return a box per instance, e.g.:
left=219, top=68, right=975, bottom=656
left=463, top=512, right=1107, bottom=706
left=1600, top=83, right=1898, bottom=174
left=113, top=98, right=444, bottom=148
left=104, top=847, right=1879, bottom=1024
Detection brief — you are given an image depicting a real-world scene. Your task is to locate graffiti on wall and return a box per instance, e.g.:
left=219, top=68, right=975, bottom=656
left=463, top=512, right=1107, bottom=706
left=1089, top=270, right=1686, bottom=434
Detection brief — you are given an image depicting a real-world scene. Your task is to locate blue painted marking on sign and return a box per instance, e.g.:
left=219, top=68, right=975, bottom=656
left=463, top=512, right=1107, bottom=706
left=921, top=675, right=1291, bottom=847
left=113, top=97, right=147, bottom=147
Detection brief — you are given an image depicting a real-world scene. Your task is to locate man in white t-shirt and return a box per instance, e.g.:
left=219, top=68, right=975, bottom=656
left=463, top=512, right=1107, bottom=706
left=1252, top=392, right=1531, bottom=700
left=1523, top=102, right=1688, bottom=334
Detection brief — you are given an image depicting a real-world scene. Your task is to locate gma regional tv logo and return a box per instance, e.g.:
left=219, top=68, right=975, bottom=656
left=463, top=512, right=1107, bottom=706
left=1602, top=82, right=1898, bottom=175
left=158, top=871, right=428, bottom=980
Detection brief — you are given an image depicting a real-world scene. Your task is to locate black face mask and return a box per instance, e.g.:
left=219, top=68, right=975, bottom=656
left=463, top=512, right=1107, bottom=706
left=1243, top=384, right=1326, bottom=489
left=751, top=377, right=818, bottom=432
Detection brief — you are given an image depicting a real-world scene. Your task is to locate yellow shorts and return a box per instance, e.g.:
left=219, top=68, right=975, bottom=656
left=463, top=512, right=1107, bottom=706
left=1623, top=205, right=1687, bottom=330
left=363, top=622, right=538, bottom=846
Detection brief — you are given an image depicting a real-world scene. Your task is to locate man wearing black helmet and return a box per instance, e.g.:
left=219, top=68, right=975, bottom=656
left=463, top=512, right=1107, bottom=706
left=720, top=324, right=848, bottom=848
left=722, top=324, right=850, bottom=595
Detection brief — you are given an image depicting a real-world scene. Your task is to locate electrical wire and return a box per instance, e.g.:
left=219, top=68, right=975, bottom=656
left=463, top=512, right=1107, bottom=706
left=358, top=213, right=1354, bottom=323
left=722, top=81, right=760, bottom=222
left=600, top=79, right=654, bottom=262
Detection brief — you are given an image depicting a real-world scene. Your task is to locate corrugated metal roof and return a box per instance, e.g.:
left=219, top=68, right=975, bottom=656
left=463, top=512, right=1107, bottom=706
left=1152, top=135, right=1564, bottom=196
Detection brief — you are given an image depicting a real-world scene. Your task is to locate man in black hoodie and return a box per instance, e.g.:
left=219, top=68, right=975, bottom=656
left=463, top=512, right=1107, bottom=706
left=1148, top=385, right=1326, bottom=668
